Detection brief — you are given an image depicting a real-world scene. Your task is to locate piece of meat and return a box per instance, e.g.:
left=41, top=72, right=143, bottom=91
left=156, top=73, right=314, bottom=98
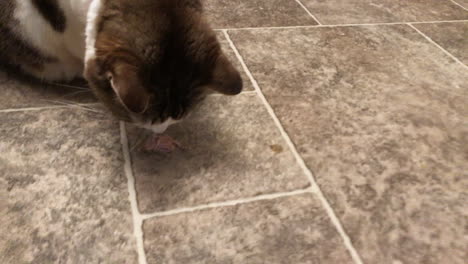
left=143, top=134, right=182, bottom=153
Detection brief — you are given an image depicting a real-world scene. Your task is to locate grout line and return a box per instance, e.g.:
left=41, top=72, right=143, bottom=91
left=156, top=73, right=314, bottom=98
left=120, top=122, right=148, bottom=264
left=239, top=90, right=257, bottom=94
left=294, top=0, right=322, bottom=25
left=223, top=30, right=365, bottom=264
left=449, top=0, right=468, bottom=11
left=408, top=23, right=468, bottom=70
left=141, top=188, right=313, bottom=219
left=217, top=19, right=468, bottom=31
left=0, top=103, right=100, bottom=113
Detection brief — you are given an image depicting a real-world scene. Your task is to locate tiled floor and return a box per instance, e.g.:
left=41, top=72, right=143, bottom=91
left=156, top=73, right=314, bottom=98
left=1, top=1, right=467, bottom=264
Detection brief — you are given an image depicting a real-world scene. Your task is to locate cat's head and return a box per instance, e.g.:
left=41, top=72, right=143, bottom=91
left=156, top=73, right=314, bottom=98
left=84, top=0, right=242, bottom=133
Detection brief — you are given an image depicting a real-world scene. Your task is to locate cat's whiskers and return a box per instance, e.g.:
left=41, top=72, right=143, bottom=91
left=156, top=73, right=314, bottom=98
left=41, top=99, right=105, bottom=114
left=47, top=82, right=90, bottom=91
left=62, top=89, right=93, bottom=98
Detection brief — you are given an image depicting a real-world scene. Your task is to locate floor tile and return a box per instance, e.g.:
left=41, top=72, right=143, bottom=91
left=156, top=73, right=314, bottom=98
left=301, top=0, right=468, bottom=24
left=217, top=32, right=254, bottom=91
left=0, top=109, right=137, bottom=263
left=229, top=25, right=468, bottom=264
left=414, top=22, right=468, bottom=65
left=204, top=0, right=318, bottom=28
left=128, top=93, right=309, bottom=213
left=143, top=194, right=353, bottom=264
left=0, top=70, right=96, bottom=110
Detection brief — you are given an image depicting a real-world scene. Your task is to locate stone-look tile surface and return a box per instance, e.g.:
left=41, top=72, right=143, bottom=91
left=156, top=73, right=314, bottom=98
left=229, top=26, right=468, bottom=264
left=415, top=22, right=468, bottom=65
left=0, top=109, right=137, bottom=263
left=128, top=94, right=309, bottom=213
left=0, top=70, right=96, bottom=110
left=301, top=0, right=468, bottom=24
left=217, top=32, right=254, bottom=91
left=143, top=194, right=353, bottom=264
left=204, top=0, right=318, bottom=28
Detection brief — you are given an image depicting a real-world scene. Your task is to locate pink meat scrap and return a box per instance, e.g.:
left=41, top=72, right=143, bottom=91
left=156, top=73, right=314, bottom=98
left=143, top=134, right=183, bottom=153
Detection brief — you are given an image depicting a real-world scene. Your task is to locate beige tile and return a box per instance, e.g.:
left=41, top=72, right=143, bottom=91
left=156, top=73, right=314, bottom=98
left=301, top=0, right=468, bottom=24
left=0, top=70, right=96, bottom=110
left=143, top=194, right=353, bottom=264
left=128, top=93, right=309, bottom=213
left=229, top=25, right=468, bottom=264
left=204, top=0, right=318, bottom=28
left=414, top=22, right=468, bottom=65
left=0, top=109, right=137, bottom=263
left=217, top=32, right=254, bottom=91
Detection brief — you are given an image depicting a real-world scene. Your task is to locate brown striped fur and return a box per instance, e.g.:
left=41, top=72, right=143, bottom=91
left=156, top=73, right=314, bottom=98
left=85, top=0, right=243, bottom=125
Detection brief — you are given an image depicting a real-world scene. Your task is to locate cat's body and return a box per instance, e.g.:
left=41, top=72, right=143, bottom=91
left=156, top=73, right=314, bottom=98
left=0, top=0, right=242, bottom=131
left=0, top=0, right=90, bottom=80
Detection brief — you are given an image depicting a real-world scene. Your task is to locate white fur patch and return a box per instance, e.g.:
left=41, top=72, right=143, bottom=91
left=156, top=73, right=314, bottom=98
left=139, top=118, right=181, bottom=134
left=85, top=0, right=103, bottom=63
left=13, top=0, right=93, bottom=81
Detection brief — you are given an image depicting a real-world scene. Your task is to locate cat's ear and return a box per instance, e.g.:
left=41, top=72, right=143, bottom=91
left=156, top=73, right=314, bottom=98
left=108, top=63, right=151, bottom=114
left=209, top=54, right=243, bottom=95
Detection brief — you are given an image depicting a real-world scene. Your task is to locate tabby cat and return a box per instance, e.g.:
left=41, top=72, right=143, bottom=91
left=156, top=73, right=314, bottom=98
left=0, top=0, right=243, bottom=132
